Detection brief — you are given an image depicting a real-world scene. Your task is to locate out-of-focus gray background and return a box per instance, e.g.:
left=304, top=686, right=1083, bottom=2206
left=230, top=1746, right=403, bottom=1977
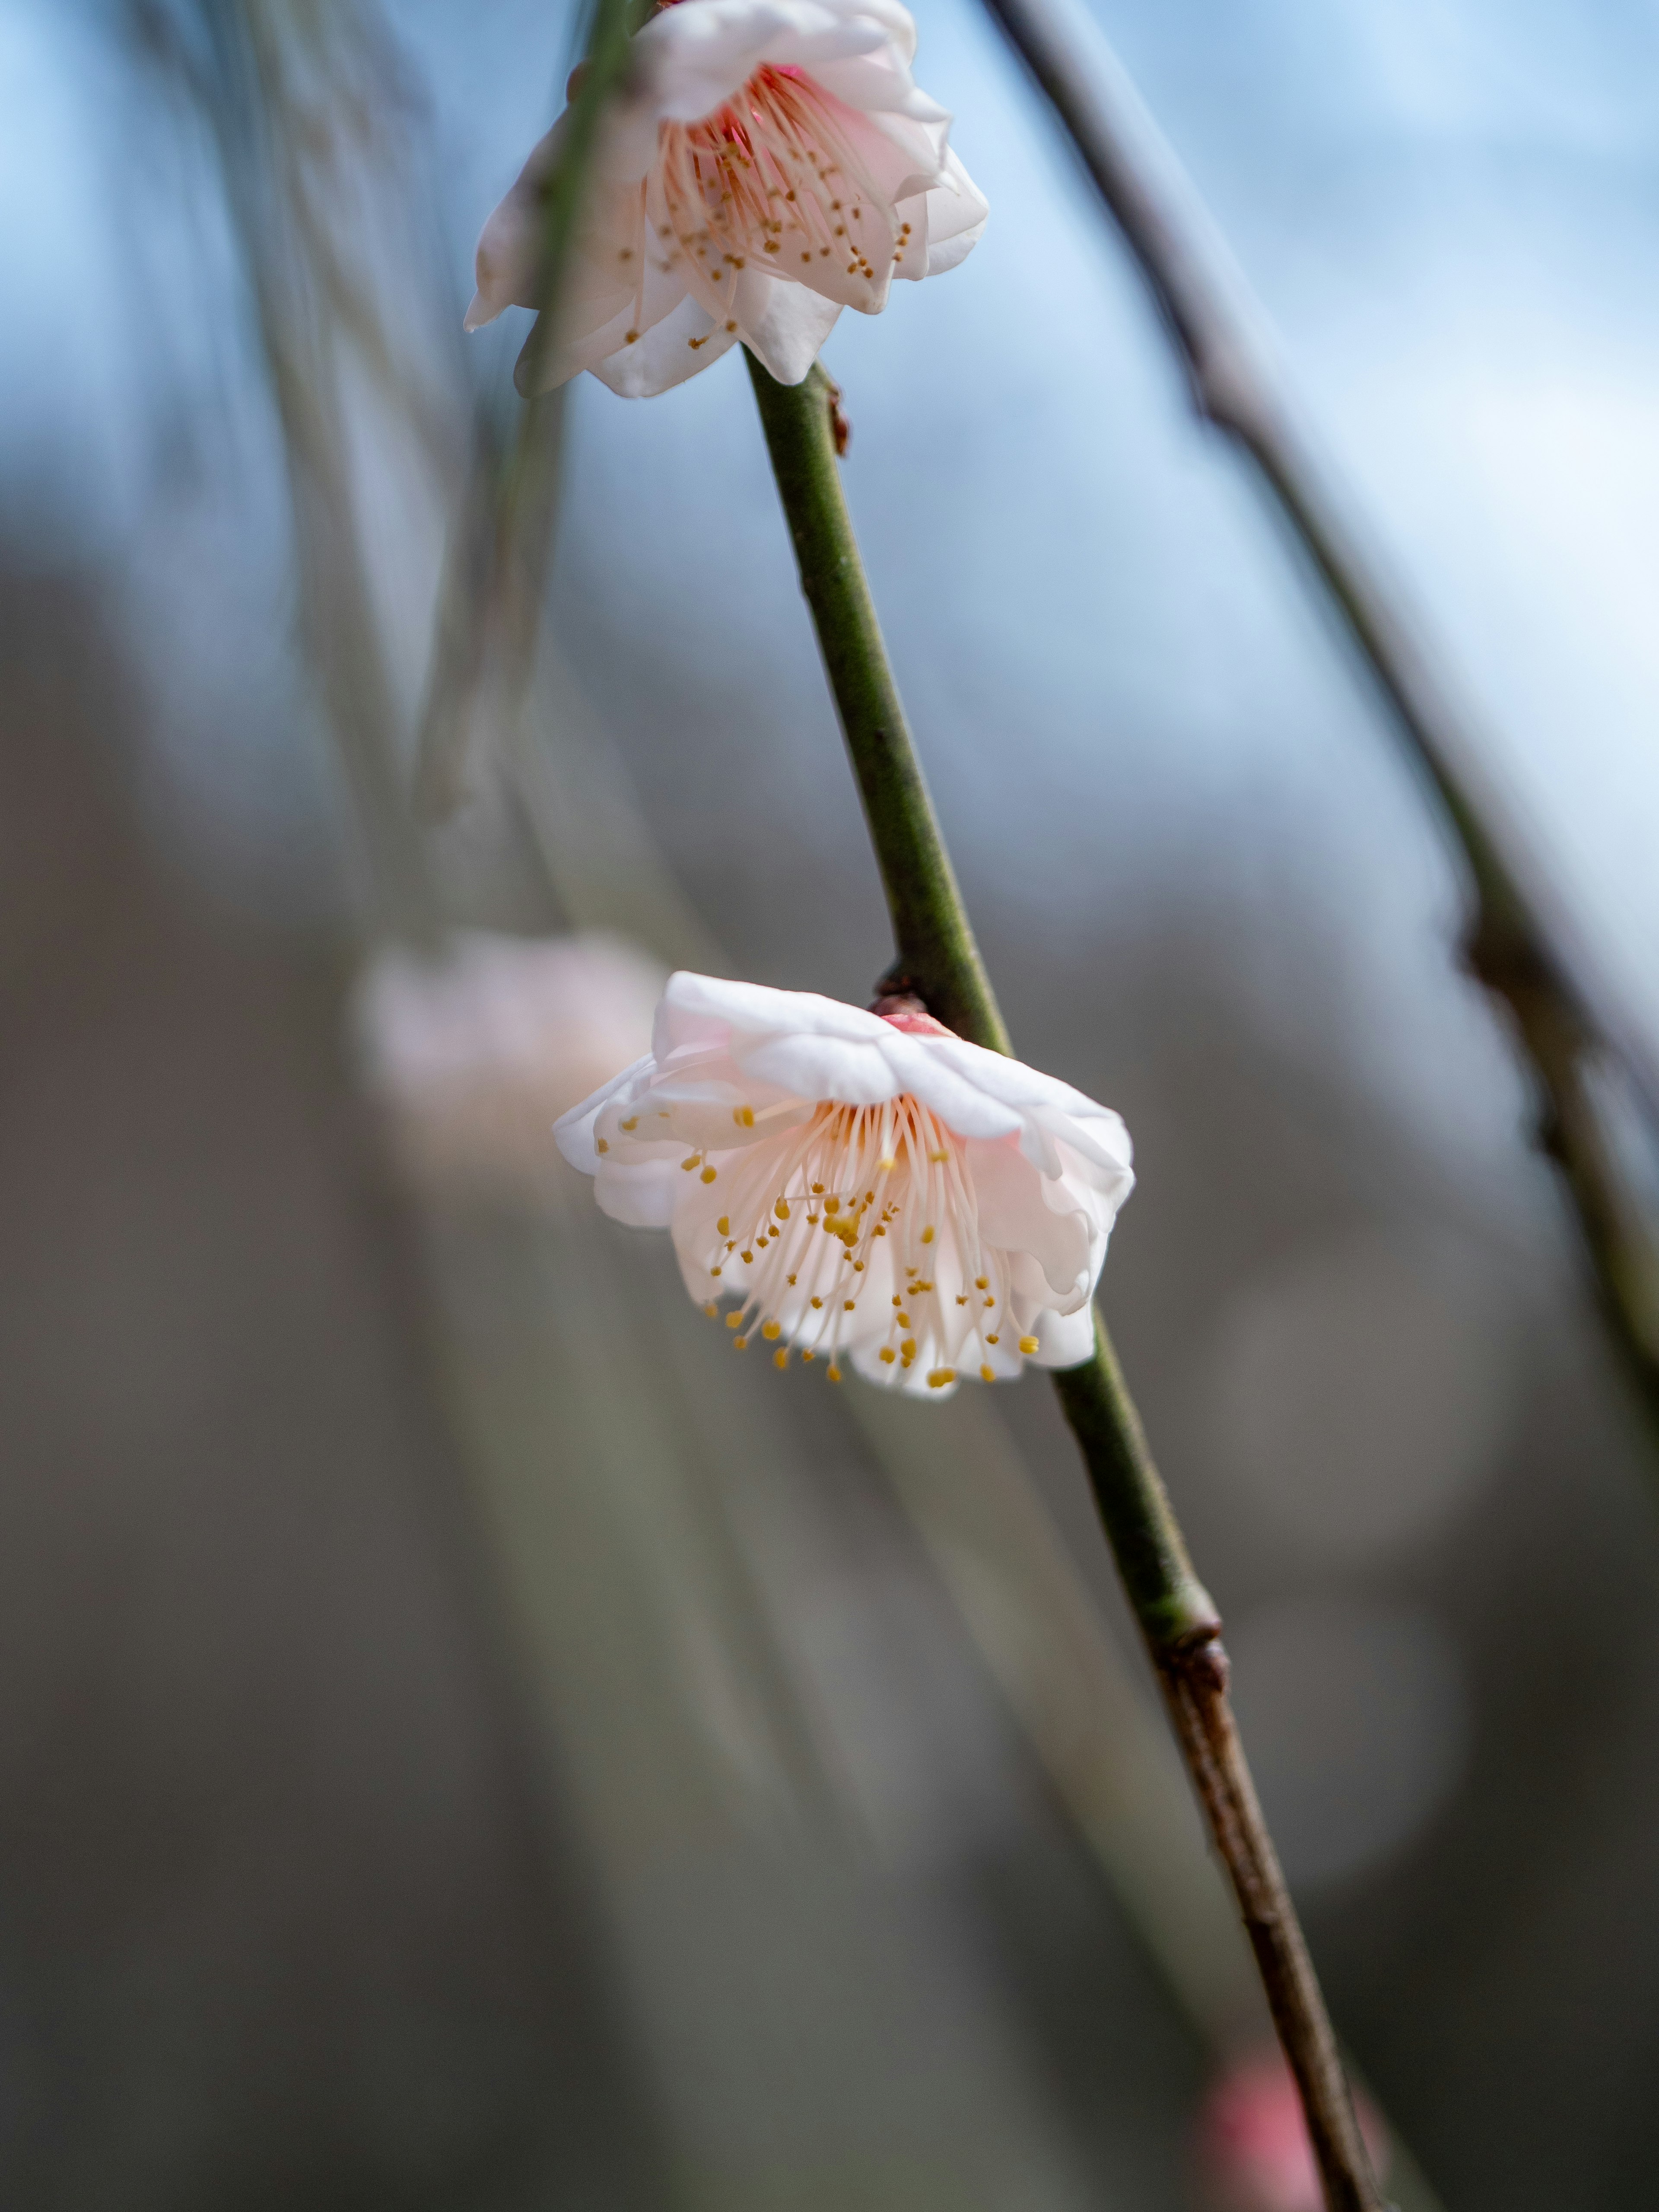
left=2, top=0, right=1658, bottom=2206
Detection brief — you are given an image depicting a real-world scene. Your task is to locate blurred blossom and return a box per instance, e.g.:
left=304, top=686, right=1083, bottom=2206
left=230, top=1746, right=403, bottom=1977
left=554, top=973, right=1132, bottom=1393
left=1228, top=1596, right=1471, bottom=1888
left=1196, top=2051, right=1388, bottom=2212
left=354, top=928, right=665, bottom=1198
left=1208, top=1230, right=1516, bottom=1566
left=467, top=0, right=988, bottom=396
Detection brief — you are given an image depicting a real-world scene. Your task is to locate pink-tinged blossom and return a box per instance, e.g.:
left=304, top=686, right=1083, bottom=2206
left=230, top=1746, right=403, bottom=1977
left=555, top=973, right=1133, bottom=1395
left=1196, top=2054, right=1389, bottom=2212
left=466, top=0, right=988, bottom=397
left=356, top=931, right=665, bottom=1200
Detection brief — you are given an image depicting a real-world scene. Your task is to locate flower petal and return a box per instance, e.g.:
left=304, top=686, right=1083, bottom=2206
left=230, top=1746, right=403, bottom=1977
left=594, top=1156, right=682, bottom=1227
left=734, top=271, right=843, bottom=383
left=555, top=1052, right=657, bottom=1170
left=589, top=291, right=736, bottom=397
left=895, top=147, right=988, bottom=281
left=1028, top=1302, right=1098, bottom=1370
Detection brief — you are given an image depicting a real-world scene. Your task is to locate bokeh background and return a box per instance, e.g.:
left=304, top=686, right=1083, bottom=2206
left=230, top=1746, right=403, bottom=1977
left=3, top=0, right=1659, bottom=2206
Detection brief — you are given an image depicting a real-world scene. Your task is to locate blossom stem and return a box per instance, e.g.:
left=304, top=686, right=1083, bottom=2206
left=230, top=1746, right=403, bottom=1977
left=977, top=0, right=1659, bottom=1454
left=745, top=349, right=1386, bottom=2212
left=743, top=353, right=1010, bottom=1056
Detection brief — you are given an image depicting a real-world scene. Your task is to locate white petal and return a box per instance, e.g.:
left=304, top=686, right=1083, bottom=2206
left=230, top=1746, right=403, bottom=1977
left=660, top=972, right=891, bottom=1050
left=589, top=291, right=736, bottom=397
left=877, top=1034, right=1027, bottom=1141
left=734, top=273, right=843, bottom=384
left=895, top=146, right=988, bottom=281
left=594, top=1156, right=681, bottom=1227
left=554, top=1052, right=657, bottom=1171
left=640, top=0, right=893, bottom=122
left=468, top=122, right=563, bottom=328
left=1029, top=1303, right=1098, bottom=1369
left=964, top=1135, right=1096, bottom=1300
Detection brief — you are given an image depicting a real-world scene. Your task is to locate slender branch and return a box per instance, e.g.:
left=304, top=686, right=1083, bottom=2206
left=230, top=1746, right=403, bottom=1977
left=745, top=348, right=1387, bottom=2212
left=742, top=356, right=1008, bottom=1054
left=414, top=0, right=643, bottom=821
left=976, top=0, right=1659, bottom=1447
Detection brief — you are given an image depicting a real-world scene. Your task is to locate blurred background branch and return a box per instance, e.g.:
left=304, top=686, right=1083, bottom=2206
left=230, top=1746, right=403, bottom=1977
left=978, top=0, right=1659, bottom=1457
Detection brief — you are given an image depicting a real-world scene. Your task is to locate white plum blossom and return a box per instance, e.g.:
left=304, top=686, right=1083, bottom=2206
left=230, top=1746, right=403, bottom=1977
left=555, top=973, right=1134, bottom=1396
left=356, top=931, right=666, bottom=1200
left=466, top=0, right=988, bottom=397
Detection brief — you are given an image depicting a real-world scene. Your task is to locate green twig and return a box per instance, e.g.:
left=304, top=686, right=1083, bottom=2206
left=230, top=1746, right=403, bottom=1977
left=745, top=350, right=1387, bottom=2212
left=414, top=0, right=642, bottom=822
left=976, top=0, right=1659, bottom=1454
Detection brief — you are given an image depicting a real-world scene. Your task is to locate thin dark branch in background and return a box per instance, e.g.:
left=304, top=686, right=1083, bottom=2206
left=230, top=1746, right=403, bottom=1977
left=977, top=0, right=1659, bottom=1453
left=744, top=351, right=1389, bottom=2212
left=413, top=0, right=645, bottom=822
left=130, top=0, right=442, bottom=944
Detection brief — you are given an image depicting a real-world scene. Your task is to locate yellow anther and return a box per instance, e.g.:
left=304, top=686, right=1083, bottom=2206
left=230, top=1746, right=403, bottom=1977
left=896, top=1313, right=910, bottom=1330
left=726, top=1313, right=744, bottom=1330
left=921, top=1227, right=935, bottom=1245
left=711, top=1267, right=722, bottom=1278
left=596, top=1138, right=610, bottom=1154
left=892, top=1295, right=903, bottom=1308
left=878, top=1155, right=896, bottom=1172
left=812, top=1182, right=824, bottom=1194
left=957, top=1294, right=969, bottom=1306
left=853, top=1261, right=865, bottom=1272
left=1019, top=1335, right=1039, bottom=1355
left=901, top=1339, right=916, bottom=1358
left=879, top=1347, right=896, bottom=1364
left=733, top=1105, right=755, bottom=1128
left=681, top=1157, right=699, bottom=1171
left=717, top=1217, right=730, bottom=1236
left=734, top=1336, right=749, bottom=1351
left=975, top=1277, right=989, bottom=1290
left=801, top=1348, right=814, bottom=1361
left=984, top=1297, right=995, bottom=1308
left=827, top=1363, right=843, bottom=1383
left=741, top=1250, right=754, bottom=1263
left=773, top=1348, right=788, bottom=1370
left=929, top=1150, right=949, bottom=1163
left=807, top=1213, right=819, bottom=1224
left=844, top=1300, right=856, bottom=1312
left=927, top=1369, right=955, bottom=1390
left=774, top=1198, right=790, bottom=1220
left=810, top=1296, right=823, bottom=1310
left=703, top=1302, right=718, bottom=1317
left=823, top=1195, right=840, bottom=1215
left=987, top=1333, right=998, bottom=1344
left=701, top=1166, right=717, bottom=1183
left=787, top=1273, right=798, bottom=1286
left=980, top=1364, right=996, bottom=1383
left=873, top=1225, right=886, bottom=1237
left=621, top=1117, right=639, bottom=1131
left=762, top=1320, right=782, bottom=1341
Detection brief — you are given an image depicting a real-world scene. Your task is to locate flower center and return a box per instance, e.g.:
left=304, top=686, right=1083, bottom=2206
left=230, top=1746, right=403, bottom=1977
left=655, top=65, right=912, bottom=327
left=696, top=1095, right=1024, bottom=1388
